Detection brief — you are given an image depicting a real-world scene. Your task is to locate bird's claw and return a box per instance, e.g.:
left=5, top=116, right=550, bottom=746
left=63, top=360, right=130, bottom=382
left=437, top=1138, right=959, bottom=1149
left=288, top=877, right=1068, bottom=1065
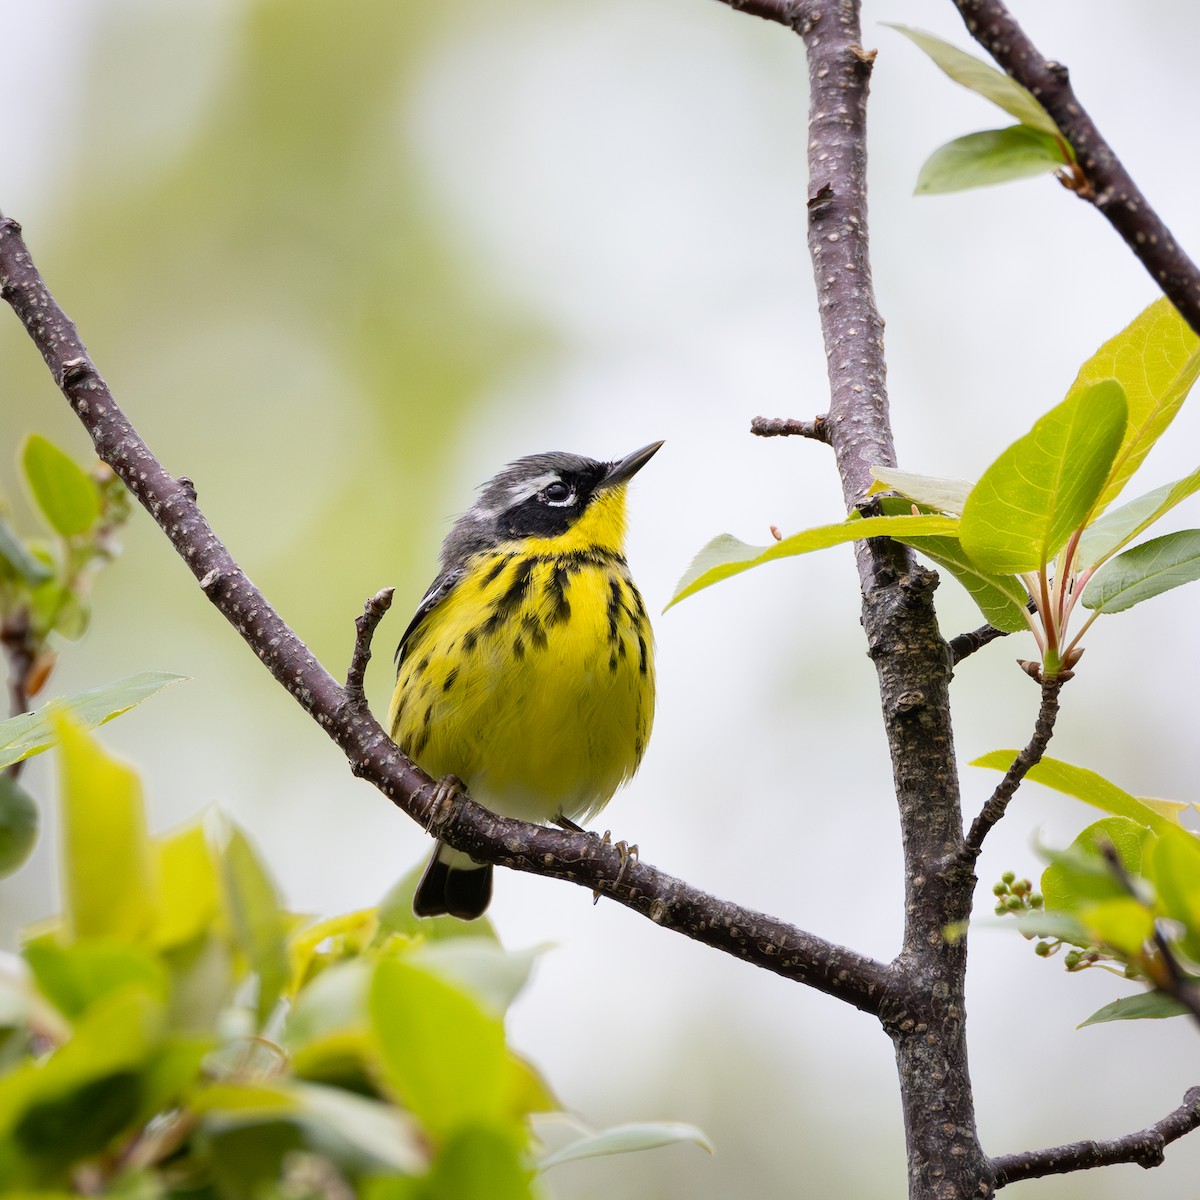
left=592, top=830, right=639, bottom=903
left=424, top=774, right=464, bottom=834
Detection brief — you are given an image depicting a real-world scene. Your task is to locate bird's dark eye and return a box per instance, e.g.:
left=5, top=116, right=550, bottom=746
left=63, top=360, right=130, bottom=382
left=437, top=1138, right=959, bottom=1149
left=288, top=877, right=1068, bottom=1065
left=542, top=480, right=573, bottom=505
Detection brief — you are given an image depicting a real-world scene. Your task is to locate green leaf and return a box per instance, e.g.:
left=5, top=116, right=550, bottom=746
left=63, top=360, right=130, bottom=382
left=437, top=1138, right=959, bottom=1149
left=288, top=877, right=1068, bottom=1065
left=1076, top=467, right=1200, bottom=567
left=409, top=939, right=543, bottom=1017
left=221, top=826, right=290, bottom=1030
left=915, top=126, right=1066, bottom=195
left=423, top=1127, right=535, bottom=1200
left=291, top=1080, right=427, bottom=1173
left=369, top=957, right=508, bottom=1138
left=1147, top=825, right=1200, bottom=964
left=667, top=513, right=960, bottom=608
left=56, top=717, right=156, bottom=944
left=1069, top=298, right=1200, bottom=514
left=0, top=671, right=186, bottom=771
left=0, top=517, right=53, bottom=585
left=970, top=753, right=1176, bottom=835
left=887, top=25, right=1060, bottom=136
left=1078, top=990, right=1192, bottom=1028
left=0, top=775, right=39, bottom=879
left=152, top=820, right=221, bottom=950
left=895, top=532, right=1030, bottom=631
left=21, top=434, right=102, bottom=539
left=1040, top=817, right=1151, bottom=914
left=22, top=939, right=169, bottom=1021
left=1078, top=897, right=1155, bottom=958
left=539, top=1121, right=713, bottom=1171
left=1081, top=529, right=1200, bottom=614
left=870, top=468, right=973, bottom=515
left=959, top=380, right=1128, bottom=573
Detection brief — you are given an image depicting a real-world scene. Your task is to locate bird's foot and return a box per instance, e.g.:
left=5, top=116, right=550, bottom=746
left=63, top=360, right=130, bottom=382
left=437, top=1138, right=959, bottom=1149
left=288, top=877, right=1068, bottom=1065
left=592, top=830, right=639, bottom=904
left=424, top=774, right=465, bottom=833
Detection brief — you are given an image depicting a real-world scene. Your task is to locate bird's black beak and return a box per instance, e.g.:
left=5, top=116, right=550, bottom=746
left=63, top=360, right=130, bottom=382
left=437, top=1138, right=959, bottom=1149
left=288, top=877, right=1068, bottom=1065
left=601, top=441, right=664, bottom=488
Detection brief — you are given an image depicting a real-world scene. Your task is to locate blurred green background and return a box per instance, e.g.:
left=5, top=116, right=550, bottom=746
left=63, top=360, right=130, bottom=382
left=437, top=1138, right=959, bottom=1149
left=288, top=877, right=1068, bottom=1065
left=4, top=0, right=1200, bottom=1195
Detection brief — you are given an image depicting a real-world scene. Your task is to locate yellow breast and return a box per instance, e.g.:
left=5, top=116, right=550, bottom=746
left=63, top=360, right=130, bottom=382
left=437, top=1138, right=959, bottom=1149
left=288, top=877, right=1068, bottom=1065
left=389, top=546, right=654, bottom=826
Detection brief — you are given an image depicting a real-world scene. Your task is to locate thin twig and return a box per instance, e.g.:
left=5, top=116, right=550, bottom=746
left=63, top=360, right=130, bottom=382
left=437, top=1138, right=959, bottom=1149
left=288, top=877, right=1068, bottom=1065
left=0, top=210, right=892, bottom=1014
left=344, top=588, right=394, bottom=705
left=750, top=415, right=830, bottom=442
left=948, top=621, right=1010, bottom=665
left=963, top=674, right=1065, bottom=859
left=991, top=1087, right=1200, bottom=1188
left=950, top=0, right=1200, bottom=336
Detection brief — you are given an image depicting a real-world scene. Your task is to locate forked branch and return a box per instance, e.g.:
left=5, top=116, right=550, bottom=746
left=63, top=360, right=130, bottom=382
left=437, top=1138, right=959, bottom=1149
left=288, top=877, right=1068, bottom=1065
left=0, top=210, right=890, bottom=1014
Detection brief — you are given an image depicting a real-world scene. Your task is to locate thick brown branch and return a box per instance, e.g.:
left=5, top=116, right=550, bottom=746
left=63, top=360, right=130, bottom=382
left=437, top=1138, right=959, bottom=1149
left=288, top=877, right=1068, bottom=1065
left=992, top=1087, right=1200, bottom=1188
left=950, top=0, right=1200, bottom=336
left=963, top=674, right=1064, bottom=860
left=0, top=210, right=890, bottom=1015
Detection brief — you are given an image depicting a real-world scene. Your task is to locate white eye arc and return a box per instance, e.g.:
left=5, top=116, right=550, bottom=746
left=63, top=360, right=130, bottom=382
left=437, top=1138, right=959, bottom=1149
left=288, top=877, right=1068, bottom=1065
left=541, top=480, right=575, bottom=506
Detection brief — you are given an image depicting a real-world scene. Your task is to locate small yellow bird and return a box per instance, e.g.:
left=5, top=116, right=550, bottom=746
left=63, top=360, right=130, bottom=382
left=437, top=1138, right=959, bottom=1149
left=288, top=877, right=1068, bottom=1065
left=389, top=442, right=661, bottom=919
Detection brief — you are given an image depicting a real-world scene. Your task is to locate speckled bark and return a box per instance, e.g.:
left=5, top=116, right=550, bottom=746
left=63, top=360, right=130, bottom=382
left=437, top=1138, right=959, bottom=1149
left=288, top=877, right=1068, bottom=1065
left=795, top=4, right=991, bottom=1195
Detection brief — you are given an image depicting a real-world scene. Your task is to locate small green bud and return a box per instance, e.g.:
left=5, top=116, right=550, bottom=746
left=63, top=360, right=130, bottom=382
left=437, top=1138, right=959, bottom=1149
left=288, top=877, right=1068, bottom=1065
left=993, top=881, right=1008, bottom=896
left=1034, top=941, right=1052, bottom=957
left=1005, top=895, right=1023, bottom=911
left=1001, top=870, right=1016, bottom=886
left=1012, top=879, right=1030, bottom=896
left=1030, top=893, right=1044, bottom=909
left=995, top=903, right=1009, bottom=918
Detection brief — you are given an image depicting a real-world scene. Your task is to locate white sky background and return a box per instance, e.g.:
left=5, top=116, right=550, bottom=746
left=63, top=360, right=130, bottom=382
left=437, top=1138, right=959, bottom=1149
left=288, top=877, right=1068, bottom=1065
left=4, top=1, right=1200, bottom=1197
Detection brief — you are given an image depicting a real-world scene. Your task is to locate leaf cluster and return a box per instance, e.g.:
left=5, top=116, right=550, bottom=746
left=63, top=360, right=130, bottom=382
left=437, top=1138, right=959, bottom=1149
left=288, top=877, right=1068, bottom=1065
left=976, top=754, right=1200, bottom=1027
left=0, top=719, right=707, bottom=1197
left=671, top=298, right=1200, bottom=682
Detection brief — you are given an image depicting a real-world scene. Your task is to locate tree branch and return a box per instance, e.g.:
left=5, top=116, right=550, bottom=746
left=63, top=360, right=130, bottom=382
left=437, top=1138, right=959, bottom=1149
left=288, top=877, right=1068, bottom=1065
left=991, top=1086, right=1200, bottom=1188
left=0, top=210, right=891, bottom=1016
left=947, top=621, right=1010, bottom=665
left=950, top=0, right=1200, bottom=336
left=963, top=674, right=1064, bottom=860
left=750, top=415, right=830, bottom=442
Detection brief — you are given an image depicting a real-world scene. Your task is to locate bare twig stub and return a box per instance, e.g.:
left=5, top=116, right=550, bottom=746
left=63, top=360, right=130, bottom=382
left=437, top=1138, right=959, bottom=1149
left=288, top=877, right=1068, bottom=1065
left=751, top=415, right=830, bottom=441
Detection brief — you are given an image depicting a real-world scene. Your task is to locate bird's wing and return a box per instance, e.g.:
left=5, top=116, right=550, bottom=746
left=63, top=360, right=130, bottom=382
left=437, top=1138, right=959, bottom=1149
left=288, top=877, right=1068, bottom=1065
left=394, top=566, right=465, bottom=669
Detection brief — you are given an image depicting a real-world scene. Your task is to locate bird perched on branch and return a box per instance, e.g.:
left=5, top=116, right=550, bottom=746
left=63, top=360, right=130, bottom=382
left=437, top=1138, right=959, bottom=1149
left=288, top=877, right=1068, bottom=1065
left=389, top=442, right=661, bottom=919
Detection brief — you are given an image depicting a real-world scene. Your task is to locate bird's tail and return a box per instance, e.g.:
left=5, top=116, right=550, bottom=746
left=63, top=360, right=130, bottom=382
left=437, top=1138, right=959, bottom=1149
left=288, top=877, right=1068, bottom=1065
left=412, top=841, right=493, bottom=920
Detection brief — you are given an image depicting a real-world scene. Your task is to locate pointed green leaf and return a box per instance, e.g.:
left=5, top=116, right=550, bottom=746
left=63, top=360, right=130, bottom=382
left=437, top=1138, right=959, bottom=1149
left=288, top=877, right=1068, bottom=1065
left=153, top=821, right=221, bottom=950
left=424, top=1127, right=535, bottom=1200
left=970, top=753, right=1176, bottom=835
left=56, top=717, right=156, bottom=944
left=915, top=126, right=1066, bottom=194
left=887, top=25, right=1060, bottom=136
left=0, top=672, right=186, bottom=771
left=1148, top=825, right=1200, bottom=964
left=409, top=939, right=543, bottom=1017
left=1077, top=897, right=1155, bottom=958
left=369, top=957, right=508, bottom=1138
left=1069, top=298, right=1200, bottom=512
left=22, top=939, right=169, bottom=1020
left=870, top=468, right=973, bottom=515
left=539, top=1121, right=713, bottom=1171
left=959, top=381, right=1127, bottom=573
left=1079, top=990, right=1192, bottom=1028
left=0, top=775, right=39, bottom=879
left=0, top=517, right=53, bottom=585
left=221, top=827, right=290, bottom=1030
left=667, top=513, right=960, bottom=608
left=1081, top=529, right=1200, bottom=614
left=21, top=434, right=102, bottom=539
left=1039, top=817, right=1152, bottom=914
left=1077, top=467, right=1200, bottom=567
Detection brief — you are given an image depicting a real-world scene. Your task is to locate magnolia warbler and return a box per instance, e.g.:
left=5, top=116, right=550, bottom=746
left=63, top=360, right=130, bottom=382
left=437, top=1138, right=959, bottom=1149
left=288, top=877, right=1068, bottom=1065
left=389, top=442, right=661, bottom=920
